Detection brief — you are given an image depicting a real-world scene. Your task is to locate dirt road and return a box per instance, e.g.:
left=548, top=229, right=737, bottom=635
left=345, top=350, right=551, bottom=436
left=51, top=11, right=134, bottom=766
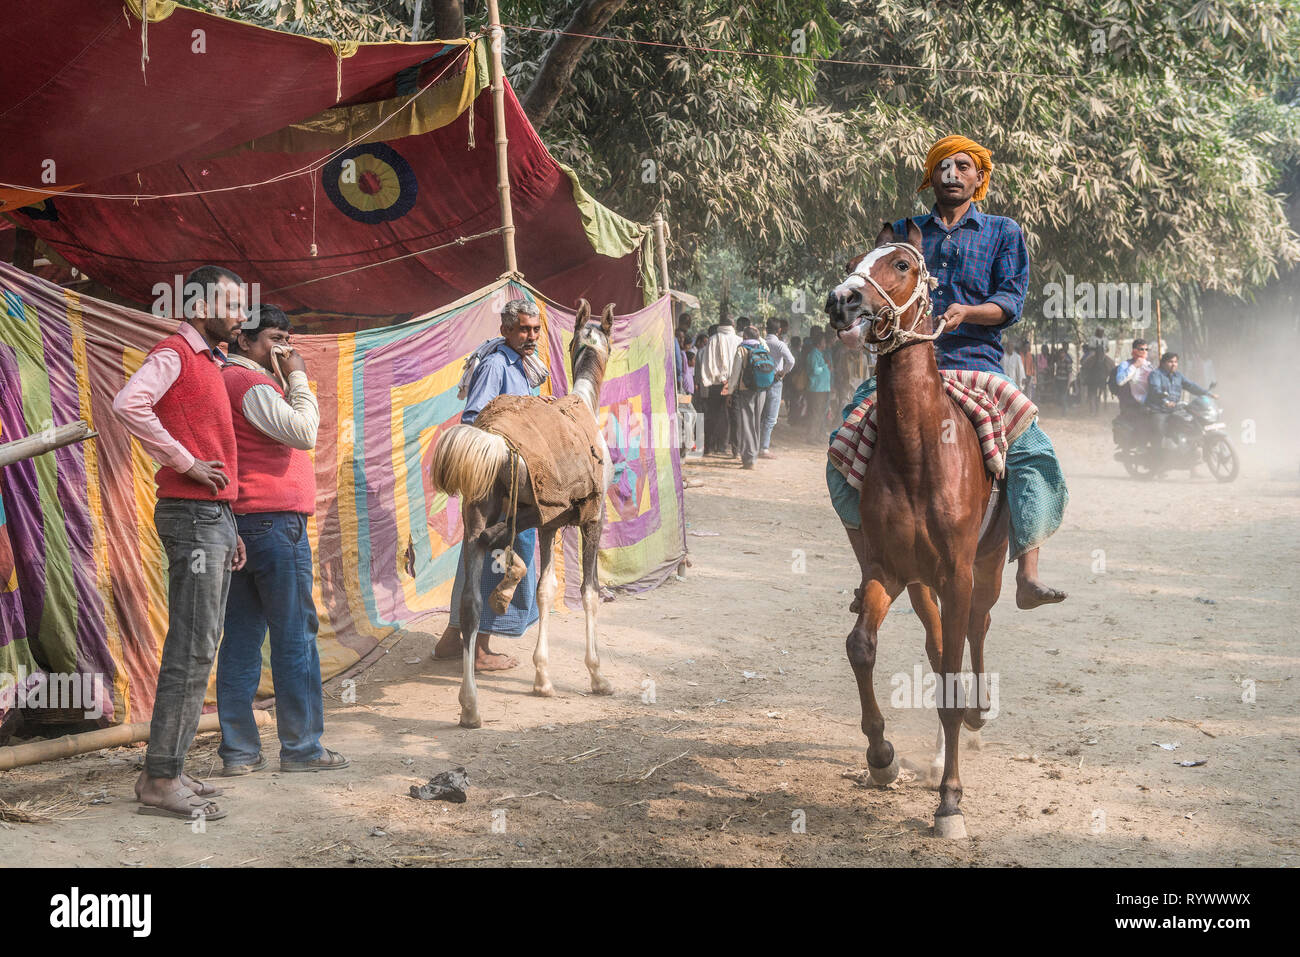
left=3, top=408, right=1298, bottom=866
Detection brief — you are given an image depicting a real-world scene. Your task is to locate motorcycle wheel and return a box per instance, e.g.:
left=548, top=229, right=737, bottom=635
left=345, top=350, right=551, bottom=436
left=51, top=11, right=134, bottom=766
left=1204, top=435, right=1239, bottom=483
left=1122, top=455, right=1157, bottom=480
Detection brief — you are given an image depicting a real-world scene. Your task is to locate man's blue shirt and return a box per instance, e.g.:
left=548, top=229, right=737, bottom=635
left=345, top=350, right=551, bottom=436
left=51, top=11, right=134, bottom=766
left=1145, top=367, right=1209, bottom=410
left=892, top=204, right=1030, bottom=373
left=462, top=343, right=536, bottom=424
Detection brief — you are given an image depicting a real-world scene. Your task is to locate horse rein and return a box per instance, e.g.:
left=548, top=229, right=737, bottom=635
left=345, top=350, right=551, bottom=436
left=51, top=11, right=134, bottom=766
left=851, top=243, right=944, bottom=357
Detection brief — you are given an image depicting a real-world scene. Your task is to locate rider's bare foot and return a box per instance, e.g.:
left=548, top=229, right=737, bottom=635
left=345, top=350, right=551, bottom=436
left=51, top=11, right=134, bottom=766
left=1015, top=575, right=1067, bottom=609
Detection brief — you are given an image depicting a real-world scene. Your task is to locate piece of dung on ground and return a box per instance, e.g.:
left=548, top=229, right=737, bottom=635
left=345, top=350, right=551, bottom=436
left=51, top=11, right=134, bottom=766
left=489, top=547, right=527, bottom=614
left=410, top=767, right=470, bottom=803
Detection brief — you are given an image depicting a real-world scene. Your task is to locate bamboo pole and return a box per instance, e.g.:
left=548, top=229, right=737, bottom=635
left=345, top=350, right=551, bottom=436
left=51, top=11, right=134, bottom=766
left=485, top=0, right=519, bottom=276
left=410, top=0, right=424, bottom=40
left=0, top=710, right=271, bottom=772
left=0, top=420, right=96, bottom=469
left=653, top=211, right=671, bottom=301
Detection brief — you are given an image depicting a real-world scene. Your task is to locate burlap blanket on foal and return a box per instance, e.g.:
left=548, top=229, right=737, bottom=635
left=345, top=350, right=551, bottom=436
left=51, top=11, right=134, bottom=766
left=828, top=370, right=1038, bottom=489
left=474, top=393, right=605, bottom=526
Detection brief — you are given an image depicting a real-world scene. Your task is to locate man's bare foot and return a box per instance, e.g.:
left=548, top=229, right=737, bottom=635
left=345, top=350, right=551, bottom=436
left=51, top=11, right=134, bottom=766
left=1015, top=576, right=1067, bottom=609
left=432, top=625, right=462, bottom=659
left=475, top=646, right=519, bottom=671
left=434, top=625, right=519, bottom=670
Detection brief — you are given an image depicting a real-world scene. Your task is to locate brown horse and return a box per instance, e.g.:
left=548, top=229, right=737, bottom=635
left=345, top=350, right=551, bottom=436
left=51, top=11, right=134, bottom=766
left=825, top=219, right=1008, bottom=839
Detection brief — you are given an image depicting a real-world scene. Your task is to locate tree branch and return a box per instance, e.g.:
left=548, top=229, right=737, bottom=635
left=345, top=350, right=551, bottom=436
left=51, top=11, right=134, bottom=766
left=521, top=0, right=629, bottom=128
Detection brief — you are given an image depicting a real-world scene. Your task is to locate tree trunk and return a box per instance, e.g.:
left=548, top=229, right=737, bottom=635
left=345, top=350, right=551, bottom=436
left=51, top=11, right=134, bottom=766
left=430, top=0, right=465, bottom=40
left=521, top=0, right=628, bottom=128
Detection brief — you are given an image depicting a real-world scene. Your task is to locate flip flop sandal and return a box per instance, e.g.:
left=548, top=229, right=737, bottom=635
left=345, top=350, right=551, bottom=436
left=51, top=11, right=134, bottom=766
left=136, top=786, right=228, bottom=822
left=183, top=775, right=224, bottom=796
left=280, top=748, right=350, bottom=773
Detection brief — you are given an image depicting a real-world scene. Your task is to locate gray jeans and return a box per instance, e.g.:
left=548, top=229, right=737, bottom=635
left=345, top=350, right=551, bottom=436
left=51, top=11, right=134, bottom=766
left=734, top=389, right=765, bottom=465
left=145, top=499, right=237, bottom=779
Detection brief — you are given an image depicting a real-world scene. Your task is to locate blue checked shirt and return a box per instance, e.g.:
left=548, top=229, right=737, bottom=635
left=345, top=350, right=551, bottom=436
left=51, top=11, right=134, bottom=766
left=892, top=205, right=1030, bottom=372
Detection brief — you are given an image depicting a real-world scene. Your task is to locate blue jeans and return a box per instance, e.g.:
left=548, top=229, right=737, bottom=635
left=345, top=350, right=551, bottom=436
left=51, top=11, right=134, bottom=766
left=826, top=374, right=1068, bottom=560
left=761, top=379, right=783, bottom=451
left=218, top=511, right=324, bottom=765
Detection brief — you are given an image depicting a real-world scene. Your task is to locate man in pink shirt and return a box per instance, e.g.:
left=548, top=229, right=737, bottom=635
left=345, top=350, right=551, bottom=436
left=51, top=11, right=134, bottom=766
left=113, top=265, right=248, bottom=822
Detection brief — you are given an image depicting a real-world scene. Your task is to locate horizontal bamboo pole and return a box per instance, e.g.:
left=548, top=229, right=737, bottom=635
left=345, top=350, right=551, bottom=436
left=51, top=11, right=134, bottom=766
left=0, top=420, right=96, bottom=469
left=0, top=710, right=272, bottom=772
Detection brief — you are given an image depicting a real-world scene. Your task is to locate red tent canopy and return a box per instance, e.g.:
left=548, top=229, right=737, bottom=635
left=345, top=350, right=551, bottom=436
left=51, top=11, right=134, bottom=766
left=1, top=2, right=654, bottom=325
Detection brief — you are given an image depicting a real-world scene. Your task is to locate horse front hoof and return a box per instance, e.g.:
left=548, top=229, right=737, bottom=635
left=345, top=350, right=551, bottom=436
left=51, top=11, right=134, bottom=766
left=933, top=813, right=967, bottom=840
left=867, top=753, right=900, bottom=786
left=533, top=680, right=555, bottom=697
left=459, top=711, right=482, bottom=729
left=590, top=677, right=614, bottom=696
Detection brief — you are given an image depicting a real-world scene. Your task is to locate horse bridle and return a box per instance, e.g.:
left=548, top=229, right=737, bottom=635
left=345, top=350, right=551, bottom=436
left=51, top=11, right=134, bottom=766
left=852, top=242, right=944, bottom=357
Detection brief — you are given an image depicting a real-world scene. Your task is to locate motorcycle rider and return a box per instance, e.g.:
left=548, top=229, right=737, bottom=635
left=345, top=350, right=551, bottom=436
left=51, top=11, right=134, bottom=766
left=1145, top=351, right=1217, bottom=447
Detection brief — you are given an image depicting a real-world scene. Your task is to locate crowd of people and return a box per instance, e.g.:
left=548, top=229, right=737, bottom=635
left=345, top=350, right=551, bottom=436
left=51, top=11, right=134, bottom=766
left=673, top=315, right=868, bottom=467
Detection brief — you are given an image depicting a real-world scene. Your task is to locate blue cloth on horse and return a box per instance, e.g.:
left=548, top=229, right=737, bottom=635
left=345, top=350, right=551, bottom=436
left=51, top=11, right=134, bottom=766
left=826, top=372, right=1067, bottom=561
left=449, top=528, right=539, bottom=637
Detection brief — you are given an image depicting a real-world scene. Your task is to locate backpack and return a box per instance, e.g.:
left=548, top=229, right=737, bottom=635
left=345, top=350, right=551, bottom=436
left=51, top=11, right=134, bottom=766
left=741, top=342, right=776, bottom=390
left=1108, top=363, right=1124, bottom=398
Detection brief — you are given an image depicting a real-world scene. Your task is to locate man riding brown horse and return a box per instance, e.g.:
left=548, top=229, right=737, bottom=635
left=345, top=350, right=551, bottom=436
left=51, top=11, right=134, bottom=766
left=826, top=135, right=1068, bottom=609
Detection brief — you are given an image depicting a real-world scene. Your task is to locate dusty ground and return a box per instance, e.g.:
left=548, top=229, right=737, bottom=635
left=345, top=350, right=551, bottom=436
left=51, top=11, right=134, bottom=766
left=3, top=403, right=1298, bottom=867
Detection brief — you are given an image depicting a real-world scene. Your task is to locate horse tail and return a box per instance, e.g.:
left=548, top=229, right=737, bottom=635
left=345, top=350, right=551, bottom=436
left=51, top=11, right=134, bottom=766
left=429, top=425, right=509, bottom=505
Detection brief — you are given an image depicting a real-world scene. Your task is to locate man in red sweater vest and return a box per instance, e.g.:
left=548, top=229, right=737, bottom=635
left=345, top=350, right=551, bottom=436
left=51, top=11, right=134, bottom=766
left=112, top=265, right=249, bottom=821
left=217, top=305, right=347, bottom=775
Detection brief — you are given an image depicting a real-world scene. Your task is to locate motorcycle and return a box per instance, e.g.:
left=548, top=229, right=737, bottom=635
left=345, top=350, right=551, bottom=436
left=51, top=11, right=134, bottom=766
left=1112, top=385, right=1238, bottom=482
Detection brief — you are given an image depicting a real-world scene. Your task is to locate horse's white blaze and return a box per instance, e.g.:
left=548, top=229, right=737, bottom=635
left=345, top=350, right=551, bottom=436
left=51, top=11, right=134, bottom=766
left=832, top=246, right=893, bottom=307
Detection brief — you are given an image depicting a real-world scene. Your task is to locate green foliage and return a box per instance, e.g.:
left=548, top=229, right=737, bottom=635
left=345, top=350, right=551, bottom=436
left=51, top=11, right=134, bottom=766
left=189, top=1, right=1300, bottom=344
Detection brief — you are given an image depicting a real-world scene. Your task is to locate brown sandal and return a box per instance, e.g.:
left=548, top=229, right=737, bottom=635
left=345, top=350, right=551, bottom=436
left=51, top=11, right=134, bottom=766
left=137, top=785, right=227, bottom=821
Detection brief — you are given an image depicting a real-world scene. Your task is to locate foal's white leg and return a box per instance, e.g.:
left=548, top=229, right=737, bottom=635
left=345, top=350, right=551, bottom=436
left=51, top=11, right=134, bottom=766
left=583, top=584, right=612, bottom=696
left=580, top=521, right=612, bottom=696
left=458, top=538, right=485, bottom=729
left=533, top=531, right=557, bottom=697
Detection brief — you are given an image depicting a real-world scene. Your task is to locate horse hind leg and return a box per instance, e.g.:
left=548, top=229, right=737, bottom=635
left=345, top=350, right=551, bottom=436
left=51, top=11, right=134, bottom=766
left=847, top=578, right=902, bottom=784
left=580, top=519, right=613, bottom=695
left=457, top=505, right=491, bottom=729
left=532, top=528, right=558, bottom=697
left=907, top=584, right=947, bottom=784
left=934, top=578, right=974, bottom=839
left=964, top=507, right=1008, bottom=741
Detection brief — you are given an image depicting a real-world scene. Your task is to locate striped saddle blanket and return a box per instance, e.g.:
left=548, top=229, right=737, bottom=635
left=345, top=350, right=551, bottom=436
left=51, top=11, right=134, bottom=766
left=828, top=370, right=1038, bottom=490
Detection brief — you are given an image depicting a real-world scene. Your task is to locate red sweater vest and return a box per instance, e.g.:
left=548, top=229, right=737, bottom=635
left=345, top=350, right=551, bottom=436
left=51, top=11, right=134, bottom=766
left=223, top=364, right=316, bottom=516
left=151, top=334, right=238, bottom=502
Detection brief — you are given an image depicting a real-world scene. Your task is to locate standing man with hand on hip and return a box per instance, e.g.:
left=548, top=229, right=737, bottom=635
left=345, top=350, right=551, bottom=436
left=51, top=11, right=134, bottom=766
left=217, top=304, right=348, bottom=776
left=112, top=265, right=248, bottom=821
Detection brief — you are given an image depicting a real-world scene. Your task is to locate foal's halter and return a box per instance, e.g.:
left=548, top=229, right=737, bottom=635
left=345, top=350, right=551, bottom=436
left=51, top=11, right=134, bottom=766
left=852, top=243, right=944, bottom=357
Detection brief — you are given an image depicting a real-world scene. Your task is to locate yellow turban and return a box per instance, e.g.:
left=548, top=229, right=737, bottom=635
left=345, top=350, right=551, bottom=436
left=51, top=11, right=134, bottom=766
left=918, top=135, right=993, bottom=202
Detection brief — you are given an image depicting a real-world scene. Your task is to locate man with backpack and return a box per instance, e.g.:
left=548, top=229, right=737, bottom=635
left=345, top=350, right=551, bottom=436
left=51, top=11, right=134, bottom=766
left=722, top=323, right=776, bottom=469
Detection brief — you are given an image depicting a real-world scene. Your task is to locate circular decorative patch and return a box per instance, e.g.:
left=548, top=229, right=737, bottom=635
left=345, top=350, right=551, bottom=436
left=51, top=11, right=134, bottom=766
left=323, top=143, right=418, bottom=224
